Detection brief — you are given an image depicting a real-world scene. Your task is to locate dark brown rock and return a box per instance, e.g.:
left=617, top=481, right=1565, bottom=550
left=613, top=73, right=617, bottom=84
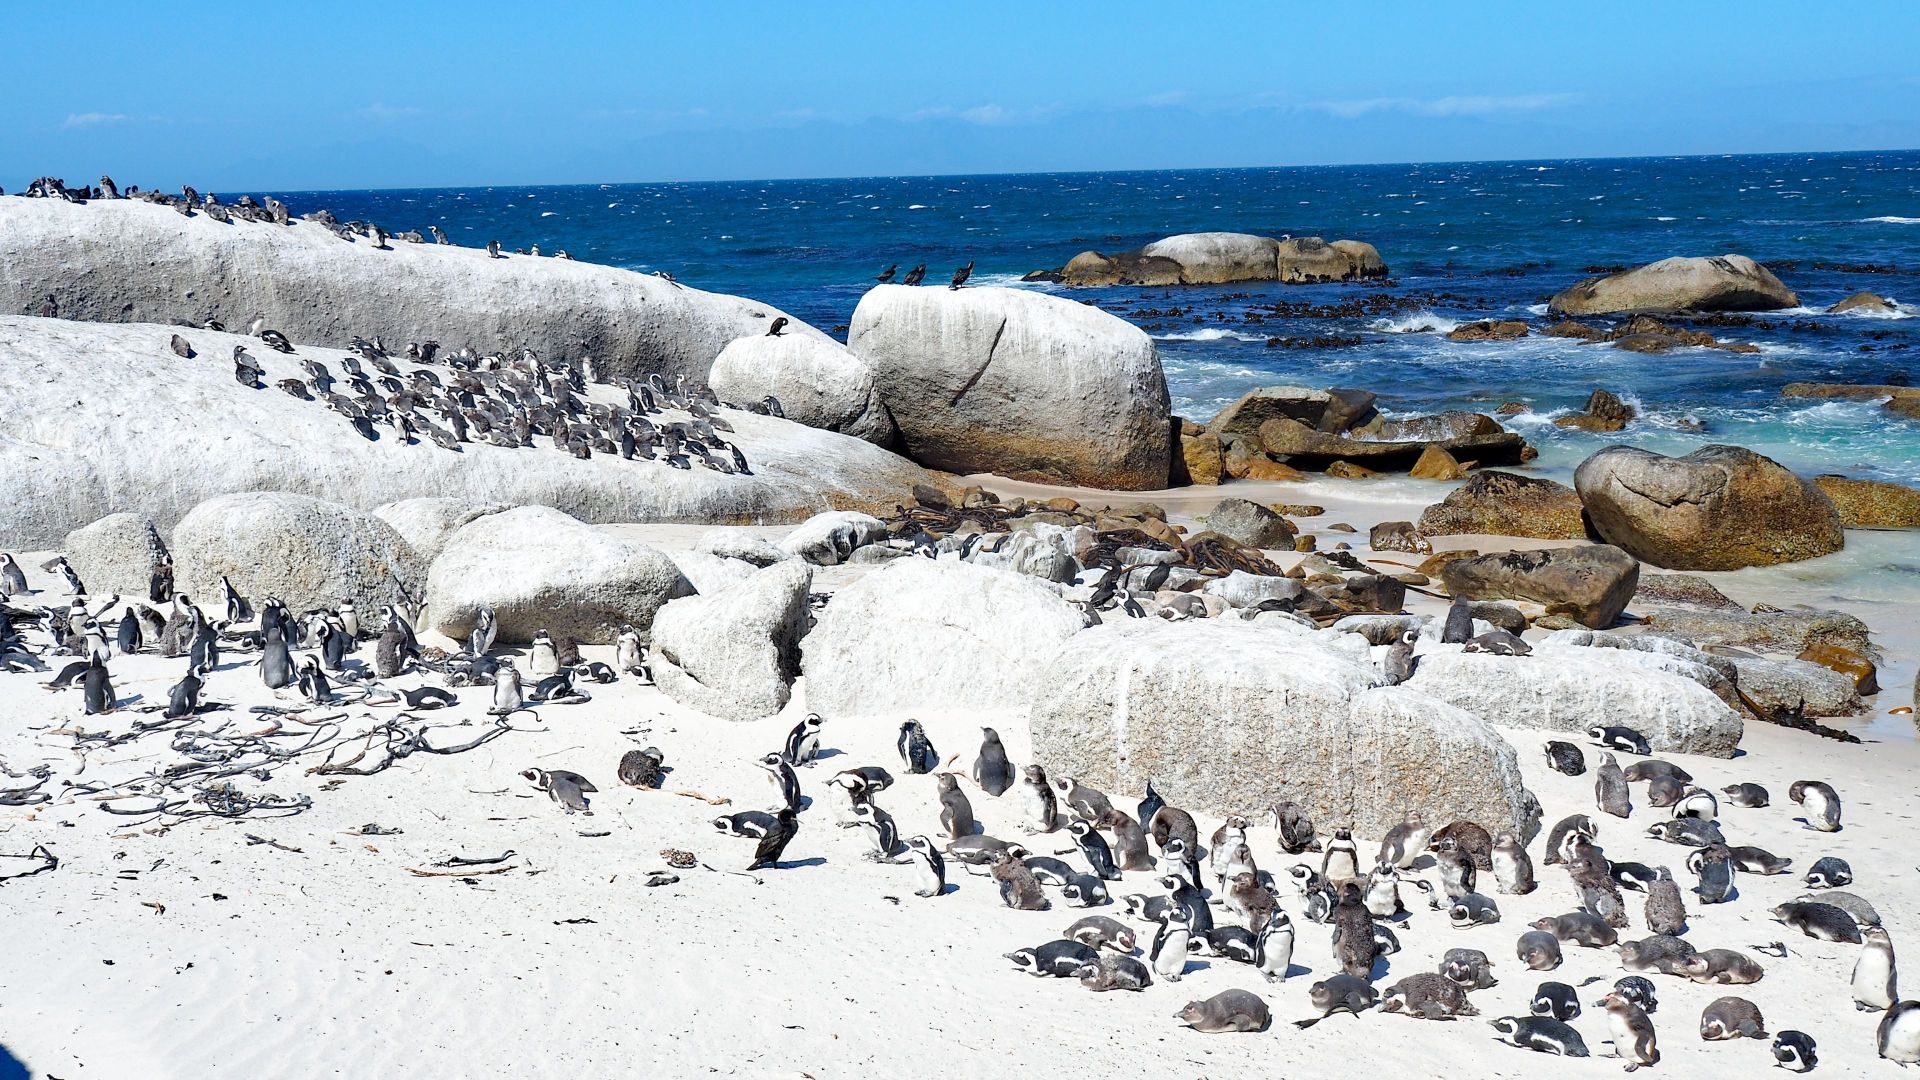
left=1446, top=319, right=1529, bottom=342
left=1417, top=471, right=1589, bottom=540
left=1811, top=475, right=1920, bottom=527
left=1574, top=445, right=1844, bottom=570
left=1440, top=544, right=1640, bottom=629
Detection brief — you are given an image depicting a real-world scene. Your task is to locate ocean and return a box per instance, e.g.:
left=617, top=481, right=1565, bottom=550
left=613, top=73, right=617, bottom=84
left=280, top=150, right=1920, bottom=487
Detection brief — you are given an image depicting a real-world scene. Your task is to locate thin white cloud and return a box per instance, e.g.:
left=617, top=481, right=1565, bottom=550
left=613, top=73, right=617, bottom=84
left=1304, top=93, right=1581, bottom=119
left=63, top=112, right=128, bottom=129
left=908, top=102, right=1060, bottom=126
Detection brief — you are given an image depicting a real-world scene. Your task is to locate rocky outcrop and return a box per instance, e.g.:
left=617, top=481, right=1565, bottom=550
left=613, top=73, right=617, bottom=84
left=1417, top=471, right=1589, bottom=540
left=1256, top=412, right=1528, bottom=470
left=1204, top=499, right=1296, bottom=550
left=1207, top=386, right=1378, bottom=439
left=1638, top=605, right=1873, bottom=657
left=1553, top=389, right=1636, bottom=433
left=172, top=492, right=423, bottom=612
left=1781, top=382, right=1920, bottom=402
left=0, top=197, right=820, bottom=384
left=1177, top=432, right=1224, bottom=485
left=61, top=513, right=169, bottom=598
left=1574, top=445, right=1844, bottom=569
left=1028, top=619, right=1541, bottom=842
left=847, top=285, right=1171, bottom=489
left=1408, top=444, right=1468, bottom=480
left=649, top=561, right=813, bottom=721
left=778, top=511, right=887, bottom=566
left=1407, top=641, right=1744, bottom=756
left=1828, top=291, right=1898, bottom=314
left=1369, top=521, right=1431, bottom=555
left=1548, top=255, right=1798, bottom=315
left=707, top=334, right=897, bottom=446
left=372, top=498, right=507, bottom=566
left=425, top=506, right=691, bottom=645
left=1725, top=655, right=1864, bottom=718
left=1446, top=320, right=1528, bottom=342
left=0, top=315, right=937, bottom=548
left=1811, top=475, right=1920, bottom=528
left=801, top=559, right=1085, bottom=715
left=1035, top=233, right=1388, bottom=287
left=1438, top=545, right=1640, bottom=629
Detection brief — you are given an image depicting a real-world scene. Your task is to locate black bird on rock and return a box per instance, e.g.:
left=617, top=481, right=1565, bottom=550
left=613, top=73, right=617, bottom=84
left=901, top=264, right=927, bottom=286
left=875, top=263, right=897, bottom=283
left=949, top=261, right=974, bottom=290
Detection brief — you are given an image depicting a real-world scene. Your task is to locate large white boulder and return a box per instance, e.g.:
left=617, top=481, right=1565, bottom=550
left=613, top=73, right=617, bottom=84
left=425, top=506, right=691, bottom=645
left=801, top=559, right=1085, bottom=715
left=1028, top=619, right=1541, bottom=842
left=372, top=498, right=507, bottom=566
left=0, top=315, right=939, bottom=548
left=1406, top=641, right=1744, bottom=756
left=0, top=197, right=821, bottom=384
left=171, top=492, right=424, bottom=611
left=1548, top=255, right=1797, bottom=315
left=707, top=334, right=896, bottom=445
left=650, top=561, right=813, bottom=721
left=61, top=513, right=169, bottom=598
left=848, top=285, right=1171, bottom=489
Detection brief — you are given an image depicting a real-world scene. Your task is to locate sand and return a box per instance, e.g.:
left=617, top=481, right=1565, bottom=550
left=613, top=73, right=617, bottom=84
left=2, top=507, right=1915, bottom=1079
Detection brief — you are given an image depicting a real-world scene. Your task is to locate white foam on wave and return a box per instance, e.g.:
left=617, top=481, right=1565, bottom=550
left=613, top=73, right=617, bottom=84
left=1367, top=312, right=1460, bottom=334
left=1153, top=328, right=1268, bottom=343
left=907, top=204, right=931, bottom=210
left=1862, top=216, right=1920, bottom=224
left=540, top=211, right=557, bottom=218
left=1525, top=302, right=1549, bottom=316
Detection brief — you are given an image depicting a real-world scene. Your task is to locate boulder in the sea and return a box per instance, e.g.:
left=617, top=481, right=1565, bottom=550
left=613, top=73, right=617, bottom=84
left=1828, top=291, right=1897, bottom=314
left=1446, top=320, right=1529, bottom=342
left=1553, top=388, right=1637, bottom=433
left=61, top=512, right=169, bottom=598
left=1205, top=499, right=1297, bottom=550
left=372, top=498, right=508, bottom=565
left=1548, top=255, right=1798, bottom=315
left=1046, top=233, right=1388, bottom=287
left=779, top=510, right=887, bottom=566
left=426, top=506, right=692, bottom=645
left=1438, top=544, right=1640, bottom=629
left=1028, top=619, right=1541, bottom=841
left=801, top=559, right=1085, bottom=715
left=1812, top=475, right=1920, bottom=527
left=1417, top=471, right=1590, bottom=540
left=649, top=560, right=813, bottom=722
left=1574, top=444, right=1844, bottom=569
left=848, top=285, right=1172, bottom=489
left=1544, top=321, right=1607, bottom=342
left=707, top=333, right=897, bottom=446
left=173, top=491, right=423, bottom=612
left=1206, top=385, right=1379, bottom=439
left=1257, top=412, right=1528, bottom=470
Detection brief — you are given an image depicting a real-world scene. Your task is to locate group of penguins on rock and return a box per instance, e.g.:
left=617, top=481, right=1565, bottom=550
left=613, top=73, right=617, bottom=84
left=158, top=319, right=778, bottom=474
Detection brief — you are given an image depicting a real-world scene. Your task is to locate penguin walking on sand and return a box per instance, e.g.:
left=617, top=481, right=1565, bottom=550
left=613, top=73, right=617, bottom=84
left=894, top=835, right=946, bottom=897
left=972, top=728, right=1014, bottom=796
left=1601, top=991, right=1660, bottom=1071
left=1069, top=819, right=1121, bottom=881
left=757, top=752, right=803, bottom=812
left=1149, top=905, right=1193, bottom=983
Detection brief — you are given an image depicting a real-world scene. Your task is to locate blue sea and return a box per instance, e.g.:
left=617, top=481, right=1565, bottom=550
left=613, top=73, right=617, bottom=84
left=281, top=151, right=1920, bottom=486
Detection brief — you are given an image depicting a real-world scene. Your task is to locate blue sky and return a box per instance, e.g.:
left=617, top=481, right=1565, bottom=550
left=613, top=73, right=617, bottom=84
left=5, top=2, right=1916, bottom=191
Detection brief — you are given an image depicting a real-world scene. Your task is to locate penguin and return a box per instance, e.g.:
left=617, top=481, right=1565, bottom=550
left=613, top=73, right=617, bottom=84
left=1721, top=782, right=1769, bottom=808
left=1377, top=810, right=1432, bottom=870
left=1805, top=856, right=1852, bottom=889
left=0, top=553, right=29, bottom=597
left=782, top=713, right=824, bottom=767
left=894, top=835, right=946, bottom=897
left=1595, top=752, right=1631, bottom=818
left=1492, top=832, right=1536, bottom=894
left=1671, top=787, right=1718, bottom=821
left=527, top=630, right=559, bottom=677
left=1773, top=900, right=1863, bottom=943
left=338, top=598, right=361, bottom=641
left=259, top=626, right=294, bottom=689
left=1491, top=1015, right=1589, bottom=1057
left=1607, top=976, right=1659, bottom=1014
left=850, top=802, right=900, bottom=860
left=712, top=811, right=777, bottom=838
left=82, top=659, right=115, bottom=714
left=1331, top=882, right=1381, bottom=979
left=115, top=607, right=143, bottom=654
left=220, top=576, right=251, bottom=624
left=522, top=768, right=596, bottom=813
left=1771, top=1030, right=1818, bottom=1072
left=1135, top=779, right=1166, bottom=833
left=1463, top=629, right=1529, bottom=655
left=1689, top=844, right=1736, bottom=907
left=400, top=686, right=457, bottom=710
left=1271, top=801, right=1319, bottom=854
left=1102, top=809, right=1154, bottom=872
left=164, top=664, right=206, bottom=718
left=1069, top=818, right=1121, bottom=881
left=490, top=659, right=524, bottom=714
left=1589, top=724, right=1651, bottom=755
left=1854, top=926, right=1898, bottom=1012
left=1061, top=874, right=1109, bottom=908
left=971, top=728, right=1014, bottom=795
left=614, top=628, right=645, bottom=677
left=1321, top=827, right=1360, bottom=882
left=617, top=747, right=665, bottom=789
left=1255, top=908, right=1295, bottom=983
left=1016, top=764, right=1057, bottom=833
left=1700, top=996, right=1767, bottom=1040
left=375, top=621, right=406, bottom=678
left=51, top=557, right=86, bottom=596
left=187, top=619, right=220, bottom=673
left=1644, top=867, right=1687, bottom=935
left=1441, top=595, right=1473, bottom=643
left=296, top=655, right=333, bottom=703
left=1601, top=991, right=1660, bottom=1072
left=1364, top=864, right=1404, bottom=919
left=1160, top=872, right=1213, bottom=935
left=1516, top=930, right=1562, bottom=971
left=1789, top=780, right=1842, bottom=832
left=896, top=720, right=936, bottom=775
left=1436, top=845, right=1476, bottom=900
left=1148, top=905, right=1192, bottom=983
left=468, top=605, right=498, bottom=656
left=1532, top=981, right=1581, bottom=1021
left=1061, top=777, right=1115, bottom=825
left=757, top=752, right=802, bottom=812
left=747, top=808, right=800, bottom=870
left=936, top=773, right=976, bottom=839
left=990, top=849, right=1049, bottom=910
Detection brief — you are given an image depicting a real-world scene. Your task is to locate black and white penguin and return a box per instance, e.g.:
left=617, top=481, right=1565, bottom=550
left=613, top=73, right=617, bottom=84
left=1016, top=764, right=1056, bottom=833
left=972, top=728, right=1014, bottom=796
left=1772, top=901, right=1862, bottom=943
left=782, top=713, right=824, bottom=767
left=1855, top=926, right=1898, bottom=1012
left=1804, top=855, right=1852, bottom=889
left=1069, top=819, right=1121, bottom=881
left=490, top=659, right=524, bottom=714
left=1148, top=904, right=1192, bottom=983
left=1789, top=780, right=1842, bottom=832
left=1771, top=1029, right=1818, bottom=1072
left=115, top=607, right=143, bottom=654
left=296, top=655, right=332, bottom=704
left=1722, top=782, right=1769, bottom=808
left=896, top=720, right=936, bottom=774
left=468, top=605, right=498, bottom=656
left=747, top=808, right=800, bottom=870
left=1321, top=827, right=1360, bottom=882
left=1687, top=843, right=1737, bottom=904
left=1463, top=629, right=1530, bottom=655
left=81, top=659, right=115, bottom=715
left=1531, top=980, right=1581, bottom=1021
left=50, top=557, right=85, bottom=596
left=936, top=773, right=975, bottom=839
left=522, top=767, right=596, bottom=813
left=0, top=553, right=29, bottom=596
left=1492, top=832, right=1536, bottom=895
left=1601, top=991, right=1660, bottom=1071
left=757, top=752, right=802, bottom=812
left=1381, top=628, right=1418, bottom=685
left=712, top=810, right=777, bottom=838
left=165, top=663, right=207, bottom=718
left=1491, top=1015, right=1589, bottom=1057
left=894, top=835, right=946, bottom=898
left=850, top=801, right=900, bottom=860
left=527, top=629, right=559, bottom=677
left=1441, top=595, right=1473, bottom=643
left=1589, top=724, right=1651, bottom=755
left=617, top=747, right=665, bottom=789
left=1255, top=909, right=1295, bottom=983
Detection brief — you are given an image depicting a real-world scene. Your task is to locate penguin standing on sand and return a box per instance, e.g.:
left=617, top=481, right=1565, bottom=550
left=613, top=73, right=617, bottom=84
left=757, top=752, right=802, bottom=812
left=748, top=808, right=800, bottom=870
left=1069, top=819, right=1121, bottom=881
left=894, top=835, right=946, bottom=897
left=490, top=659, right=524, bottom=714
left=1789, top=780, right=1842, bottom=832
left=972, top=728, right=1014, bottom=796
left=259, top=626, right=294, bottom=689
left=782, top=714, right=824, bottom=767
left=896, top=720, right=936, bottom=774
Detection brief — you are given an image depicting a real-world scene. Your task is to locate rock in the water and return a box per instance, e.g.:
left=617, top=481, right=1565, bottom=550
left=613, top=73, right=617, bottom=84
left=1205, top=499, right=1297, bottom=550
left=1407, top=642, right=1743, bottom=756
left=1417, top=471, right=1589, bottom=540
left=1369, top=521, right=1431, bottom=555
left=61, top=513, right=169, bottom=597
left=0, top=197, right=819, bottom=385
left=426, top=506, right=691, bottom=645
left=1258, top=412, right=1528, bottom=470
left=373, top=498, right=508, bottom=566
left=1574, top=445, right=1844, bottom=570
left=1446, top=320, right=1529, bottom=342
left=801, top=559, right=1085, bottom=715
left=1044, top=232, right=1387, bottom=287
left=1544, top=320, right=1608, bottom=341
left=1439, top=545, right=1640, bottom=629
left=649, top=561, right=812, bottom=721
left=779, top=511, right=887, bottom=566
left=1028, top=619, right=1541, bottom=841
left=1553, top=389, right=1637, bottom=433
left=1547, top=255, right=1798, bottom=315
left=1725, top=655, right=1864, bottom=719
left=1409, top=443, right=1469, bottom=480
left=707, top=333, right=897, bottom=445
left=1207, top=386, right=1376, bottom=439
left=1828, top=291, right=1897, bottom=315
left=173, top=491, right=423, bottom=612
left=848, top=285, right=1171, bottom=489
left=1811, top=475, right=1920, bottom=528
left=0, top=315, right=938, bottom=548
